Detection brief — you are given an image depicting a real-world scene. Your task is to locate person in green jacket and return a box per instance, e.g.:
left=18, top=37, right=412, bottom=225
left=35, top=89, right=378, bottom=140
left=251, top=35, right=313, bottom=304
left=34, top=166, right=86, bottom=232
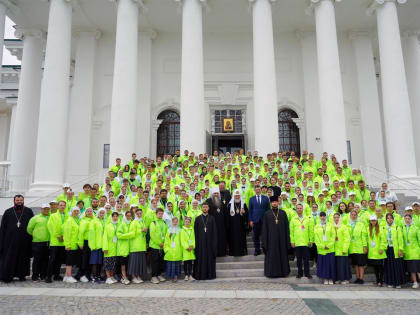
left=164, top=216, right=183, bottom=282
left=63, top=207, right=81, bottom=283
left=314, top=212, right=335, bottom=285
left=116, top=210, right=134, bottom=285
left=46, top=200, right=68, bottom=283
left=27, top=203, right=50, bottom=281
left=401, top=214, right=420, bottom=289
left=289, top=204, right=314, bottom=279
left=383, top=213, right=405, bottom=288
left=103, top=212, right=120, bottom=284
left=367, top=214, right=387, bottom=287
left=77, top=208, right=94, bottom=283
left=347, top=209, right=368, bottom=284
left=88, top=208, right=106, bottom=283
left=149, top=208, right=168, bottom=284
left=332, top=213, right=351, bottom=284
left=127, top=208, right=148, bottom=283
left=180, top=216, right=195, bottom=281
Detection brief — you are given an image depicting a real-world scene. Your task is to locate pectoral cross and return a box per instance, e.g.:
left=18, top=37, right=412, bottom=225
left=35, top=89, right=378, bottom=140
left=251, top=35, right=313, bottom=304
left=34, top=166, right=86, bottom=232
left=275, top=219, right=278, bottom=225
left=204, top=227, right=207, bottom=233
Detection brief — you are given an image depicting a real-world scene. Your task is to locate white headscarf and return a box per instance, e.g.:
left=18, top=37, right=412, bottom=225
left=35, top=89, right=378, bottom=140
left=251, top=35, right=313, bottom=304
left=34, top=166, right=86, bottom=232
left=229, top=189, right=245, bottom=216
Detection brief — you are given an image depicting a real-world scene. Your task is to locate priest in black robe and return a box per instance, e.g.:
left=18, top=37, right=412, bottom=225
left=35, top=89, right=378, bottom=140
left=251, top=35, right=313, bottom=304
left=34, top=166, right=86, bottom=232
left=193, top=202, right=217, bottom=280
left=0, top=195, right=34, bottom=282
left=227, top=189, right=248, bottom=256
left=218, top=181, right=232, bottom=206
left=206, top=187, right=228, bottom=257
left=261, top=196, right=290, bottom=278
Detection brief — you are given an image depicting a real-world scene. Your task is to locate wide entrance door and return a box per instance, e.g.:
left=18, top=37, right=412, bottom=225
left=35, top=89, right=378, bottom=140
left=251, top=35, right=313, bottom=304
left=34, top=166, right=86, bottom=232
left=212, top=135, right=244, bottom=154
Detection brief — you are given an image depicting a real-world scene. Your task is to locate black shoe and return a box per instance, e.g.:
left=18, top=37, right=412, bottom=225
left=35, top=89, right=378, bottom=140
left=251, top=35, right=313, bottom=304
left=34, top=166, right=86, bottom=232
left=306, top=275, right=313, bottom=279
left=254, top=250, right=261, bottom=256
left=19, top=277, right=26, bottom=282
left=53, top=275, right=63, bottom=281
left=296, top=275, right=302, bottom=279
left=45, top=277, right=52, bottom=283
left=32, top=277, right=39, bottom=282
left=359, top=279, right=364, bottom=285
left=353, top=279, right=360, bottom=284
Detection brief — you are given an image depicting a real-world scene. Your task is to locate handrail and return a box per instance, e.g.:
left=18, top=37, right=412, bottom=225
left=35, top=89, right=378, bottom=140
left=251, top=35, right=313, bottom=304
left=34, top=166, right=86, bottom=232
left=25, top=169, right=108, bottom=207
left=363, top=165, right=420, bottom=189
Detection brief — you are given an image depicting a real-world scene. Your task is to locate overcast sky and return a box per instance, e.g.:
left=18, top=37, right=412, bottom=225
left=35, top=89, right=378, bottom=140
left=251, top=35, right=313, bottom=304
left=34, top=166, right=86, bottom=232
left=3, top=16, right=20, bottom=65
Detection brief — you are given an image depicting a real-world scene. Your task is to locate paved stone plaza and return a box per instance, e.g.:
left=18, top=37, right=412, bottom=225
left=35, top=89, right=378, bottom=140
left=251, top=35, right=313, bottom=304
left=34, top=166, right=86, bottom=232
left=1, top=280, right=419, bottom=314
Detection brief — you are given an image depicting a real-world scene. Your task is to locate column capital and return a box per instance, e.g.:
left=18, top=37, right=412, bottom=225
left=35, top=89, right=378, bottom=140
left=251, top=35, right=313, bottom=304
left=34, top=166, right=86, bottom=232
left=14, top=27, right=46, bottom=41
left=366, top=0, right=407, bottom=16
left=152, top=119, right=163, bottom=131
left=174, top=0, right=208, bottom=13
left=109, top=0, right=147, bottom=11
left=306, top=0, right=342, bottom=16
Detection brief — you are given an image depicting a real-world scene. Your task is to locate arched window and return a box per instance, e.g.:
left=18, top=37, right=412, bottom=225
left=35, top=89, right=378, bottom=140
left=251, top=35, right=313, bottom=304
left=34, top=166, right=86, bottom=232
left=157, top=110, right=180, bottom=157
left=278, top=109, right=300, bottom=154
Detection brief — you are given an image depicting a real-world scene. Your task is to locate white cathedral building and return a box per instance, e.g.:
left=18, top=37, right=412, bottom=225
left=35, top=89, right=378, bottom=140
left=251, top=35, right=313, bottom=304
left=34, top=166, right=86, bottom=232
left=0, top=0, right=418, bottom=195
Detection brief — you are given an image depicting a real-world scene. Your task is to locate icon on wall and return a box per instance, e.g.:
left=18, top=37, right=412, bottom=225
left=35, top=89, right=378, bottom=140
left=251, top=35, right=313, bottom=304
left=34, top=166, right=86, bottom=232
left=223, top=118, right=234, bottom=132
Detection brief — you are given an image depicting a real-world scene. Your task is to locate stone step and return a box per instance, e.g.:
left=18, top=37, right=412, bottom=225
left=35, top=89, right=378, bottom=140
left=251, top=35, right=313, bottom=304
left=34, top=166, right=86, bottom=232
left=216, top=255, right=264, bottom=262
left=216, top=260, right=315, bottom=270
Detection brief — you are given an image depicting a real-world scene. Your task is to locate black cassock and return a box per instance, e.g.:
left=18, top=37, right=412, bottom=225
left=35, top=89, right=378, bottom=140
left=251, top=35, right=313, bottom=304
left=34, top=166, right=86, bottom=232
left=227, top=202, right=248, bottom=257
left=193, top=214, right=217, bottom=280
left=0, top=206, right=34, bottom=282
left=220, top=189, right=232, bottom=206
left=206, top=198, right=228, bottom=257
left=261, top=209, right=290, bottom=278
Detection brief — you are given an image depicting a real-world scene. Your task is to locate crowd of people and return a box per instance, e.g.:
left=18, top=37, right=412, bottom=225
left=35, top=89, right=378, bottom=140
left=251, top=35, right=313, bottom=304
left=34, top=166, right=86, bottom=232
left=0, top=150, right=419, bottom=289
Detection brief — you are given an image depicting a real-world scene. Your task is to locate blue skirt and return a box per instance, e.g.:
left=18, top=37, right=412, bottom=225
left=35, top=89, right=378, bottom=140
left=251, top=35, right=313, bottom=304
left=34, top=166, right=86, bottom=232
left=334, top=256, right=352, bottom=281
left=384, top=246, right=405, bottom=286
left=166, top=261, right=181, bottom=278
left=89, top=249, right=103, bottom=265
left=317, top=252, right=335, bottom=280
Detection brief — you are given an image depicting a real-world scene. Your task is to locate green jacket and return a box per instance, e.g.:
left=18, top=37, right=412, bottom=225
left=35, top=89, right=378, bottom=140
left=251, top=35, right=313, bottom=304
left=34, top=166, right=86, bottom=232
left=27, top=213, right=50, bottom=242
left=88, top=217, right=105, bottom=250
left=347, top=221, right=368, bottom=254
left=385, top=224, right=404, bottom=258
left=367, top=226, right=387, bottom=260
left=314, top=223, right=335, bottom=255
left=402, top=224, right=420, bottom=260
left=116, top=221, right=134, bottom=257
left=78, top=216, right=93, bottom=247
left=149, top=219, right=168, bottom=250
left=102, top=222, right=119, bottom=257
left=180, top=226, right=196, bottom=261
left=164, top=230, right=183, bottom=261
left=333, top=224, right=350, bottom=256
left=289, top=215, right=314, bottom=247
left=63, top=217, right=80, bottom=250
left=47, top=211, right=68, bottom=247
left=129, top=219, right=147, bottom=253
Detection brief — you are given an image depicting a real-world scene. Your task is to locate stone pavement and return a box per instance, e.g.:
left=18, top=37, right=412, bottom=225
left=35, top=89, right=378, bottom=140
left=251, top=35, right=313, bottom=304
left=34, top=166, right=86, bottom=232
left=0, top=280, right=419, bottom=314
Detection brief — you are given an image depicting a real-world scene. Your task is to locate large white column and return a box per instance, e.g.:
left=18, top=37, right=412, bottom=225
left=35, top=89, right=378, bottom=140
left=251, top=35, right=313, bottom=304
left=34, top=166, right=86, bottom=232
left=402, top=31, right=420, bottom=175
left=250, top=0, right=279, bottom=156
left=349, top=31, right=386, bottom=171
left=370, top=0, right=417, bottom=177
left=6, top=102, right=16, bottom=160
left=179, top=0, right=206, bottom=154
left=109, top=0, right=139, bottom=163
left=31, top=0, right=73, bottom=192
left=297, top=31, right=322, bottom=157
left=65, top=31, right=100, bottom=183
left=9, top=28, right=44, bottom=192
left=137, top=30, right=156, bottom=157
left=0, top=2, right=7, bottom=69
left=310, top=0, right=347, bottom=160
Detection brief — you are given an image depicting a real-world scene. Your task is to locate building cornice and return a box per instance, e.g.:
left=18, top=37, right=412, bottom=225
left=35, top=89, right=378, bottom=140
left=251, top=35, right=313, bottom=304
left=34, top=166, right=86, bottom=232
left=14, top=27, right=46, bottom=41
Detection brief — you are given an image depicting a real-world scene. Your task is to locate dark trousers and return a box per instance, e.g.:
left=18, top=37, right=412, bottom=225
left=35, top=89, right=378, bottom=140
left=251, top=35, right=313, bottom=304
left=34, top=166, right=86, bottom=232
left=184, top=260, right=193, bottom=276
left=295, top=246, right=310, bottom=276
left=374, top=265, right=384, bottom=284
left=151, top=248, right=165, bottom=277
left=32, top=242, right=49, bottom=280
left=253, top=221, right=263, bottom=252
left=76, top=240, right=91, bottom=279
left=47, top=246, right=66, bottom=279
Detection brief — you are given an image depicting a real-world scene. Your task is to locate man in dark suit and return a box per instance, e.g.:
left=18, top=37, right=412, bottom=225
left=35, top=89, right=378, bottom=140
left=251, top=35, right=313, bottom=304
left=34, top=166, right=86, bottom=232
left=248, top=186, right=270, bottom=256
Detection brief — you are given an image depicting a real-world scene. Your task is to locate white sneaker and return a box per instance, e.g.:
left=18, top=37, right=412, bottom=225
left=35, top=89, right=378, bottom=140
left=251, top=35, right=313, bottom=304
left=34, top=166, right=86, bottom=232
left=158, top=276, right=166, bottom=282
left=323, top=279, right=328, bottom=285
left=123, top=278, right=130, bottom=285
left=188, top=275, right=195, bottom=281
left=341, top=281, right=348, bottom=285
left=111, top=277, right=118, bottom=283
left=132, top=277, right=142, bottom=284
left=328, top=280, right=334, bottom=285
left=336, top=280, right=341, bottom=284
left=184, top=275, right=189, bottom=281
left=412, top=282, right=419, bottom=289
left=80, top=276, right=89, bottom=283
left=105, top=278, right=115, bottom=284
left=66, top=276, right=78, bottom=283
left=387, top=285, right=393, bottom=288
left=137, top=277, right=143, bottom=283
left=151, top=277, right=159, bottom=284
left=62, top=276, right=68, bottom=282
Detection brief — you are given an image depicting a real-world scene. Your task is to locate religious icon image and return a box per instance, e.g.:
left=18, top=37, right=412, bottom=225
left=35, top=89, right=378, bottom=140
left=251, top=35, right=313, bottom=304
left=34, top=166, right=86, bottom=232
left=223, top=118, right=234, bottom=132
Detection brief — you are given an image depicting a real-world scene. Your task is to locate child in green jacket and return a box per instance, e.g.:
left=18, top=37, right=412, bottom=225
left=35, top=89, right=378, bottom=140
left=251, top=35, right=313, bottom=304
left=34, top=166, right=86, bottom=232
left=180, top=216, right=195, bottom=281
left=88, top=208, right=106, bottom=283
left=367, top=214, right=387, bottom=287
left=314, top=212, right=335, bottom=285
left=63, top=207, right=81, bottom=283
left=116, top=210, right=134, bottom=285
left=103, top=212, right=119, bottom=284
left=128, top=208, right=148, bottom=283
left=149, top=208, right=168, bottom=284
left=402, top=214, right=420, bottom=289
left=164, top=216, right=183, bottom=282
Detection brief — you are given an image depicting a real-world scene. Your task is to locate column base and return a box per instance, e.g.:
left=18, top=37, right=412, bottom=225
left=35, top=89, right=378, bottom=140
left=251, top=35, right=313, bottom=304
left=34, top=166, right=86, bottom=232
left=27, top=181, right=63, bottom=197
